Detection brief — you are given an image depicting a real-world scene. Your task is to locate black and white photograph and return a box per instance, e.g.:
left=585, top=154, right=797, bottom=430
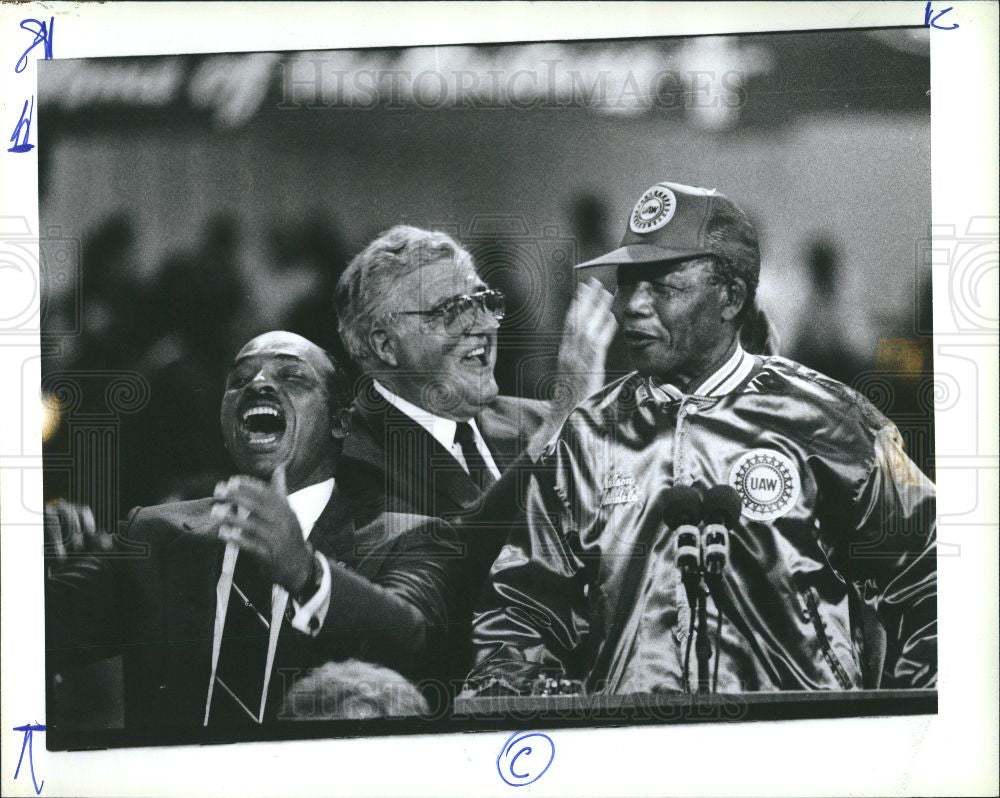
left=1, top=3, right=997, bottom=797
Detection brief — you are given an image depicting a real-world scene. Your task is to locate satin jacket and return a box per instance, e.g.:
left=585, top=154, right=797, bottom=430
left=467, top=348, right=936, bottom=694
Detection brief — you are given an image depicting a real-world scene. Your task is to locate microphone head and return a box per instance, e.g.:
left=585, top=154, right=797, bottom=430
left=662, top=485, right=703, bottom=528
left=703, top=485, right=742, bottom=527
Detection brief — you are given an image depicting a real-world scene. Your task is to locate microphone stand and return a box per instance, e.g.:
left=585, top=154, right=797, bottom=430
left=672, top=485, right=739, bottom=695
left=694, top=573, right=712, bottom=695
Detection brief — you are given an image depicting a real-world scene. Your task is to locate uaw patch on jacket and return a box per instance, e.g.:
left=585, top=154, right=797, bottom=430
left=601, top=471, right=643, bottom=507
left=729, top=449, right=801, bottom=521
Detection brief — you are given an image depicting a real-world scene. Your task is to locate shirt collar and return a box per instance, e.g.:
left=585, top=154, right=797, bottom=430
left=287, top=477, right=334, bottom=540
left=372, top=379, right=461, bottom=453
left=636, top=342, right=755, bottom=406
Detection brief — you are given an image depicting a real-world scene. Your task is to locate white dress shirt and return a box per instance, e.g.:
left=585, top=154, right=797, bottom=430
left=204, top=477, right=335, bottom=724
left=372, top=379, right=501, bottom=480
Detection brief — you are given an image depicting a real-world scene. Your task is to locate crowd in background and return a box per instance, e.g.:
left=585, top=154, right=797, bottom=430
left=37, top=31, right=934, bottom=534
left=40, top=201, right=935, bottom=531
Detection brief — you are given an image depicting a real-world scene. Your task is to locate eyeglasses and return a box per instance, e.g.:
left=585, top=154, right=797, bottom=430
left=397, top=288, right=506, bottom=334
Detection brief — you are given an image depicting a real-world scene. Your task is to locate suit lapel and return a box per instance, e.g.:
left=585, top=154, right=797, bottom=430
left=479, top=396, right=541, bottom=472
left=309, top=486, right=357, bottom=565
left=170, top=507, right=224, bottom=618
left=156, top=504, right=224, bottom=696
left=477, top=405, right=519, bottom=467
left=340, top=391, right=391, bottom=472
left=342, top=391, right=482, bottom=516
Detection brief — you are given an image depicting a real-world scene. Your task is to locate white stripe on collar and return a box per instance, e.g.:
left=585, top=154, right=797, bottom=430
left=638, top=343, right=755, bottom=404
left=692, top=343, right=755, bottom=397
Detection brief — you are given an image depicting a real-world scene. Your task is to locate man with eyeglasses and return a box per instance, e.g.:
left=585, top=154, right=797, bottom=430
left=334, top=225, right=615, bottom=684
left=334, top=224, right=613, bottom=524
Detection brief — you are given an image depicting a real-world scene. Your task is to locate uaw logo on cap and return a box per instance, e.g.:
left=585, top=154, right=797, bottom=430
left=629, top=184, right=677, bottom=234
left=729, top=449, right=800, bottom=521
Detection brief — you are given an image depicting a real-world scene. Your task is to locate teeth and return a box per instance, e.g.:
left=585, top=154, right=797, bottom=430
left=242, top=406, right=280, bottom=421
left=467, top=347, right=486, bottom=358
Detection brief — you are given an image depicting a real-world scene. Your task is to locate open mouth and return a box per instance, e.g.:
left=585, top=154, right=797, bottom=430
left=461, top=341, right=492, bottom=368
left=238, top=400, right=287, bottom=449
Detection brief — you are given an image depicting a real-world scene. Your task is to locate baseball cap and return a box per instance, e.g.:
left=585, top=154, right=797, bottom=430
left=575, top=182, right=760, bottom=285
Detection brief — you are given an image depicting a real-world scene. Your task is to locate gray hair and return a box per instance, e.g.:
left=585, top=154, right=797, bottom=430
left=279, top=659, right=429, bottom=720
left=334, top=225, right=473, bottom=366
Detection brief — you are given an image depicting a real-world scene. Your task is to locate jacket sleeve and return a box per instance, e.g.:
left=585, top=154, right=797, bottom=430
left=465, top=449, right=590, bottom=694
left=849, top=424, right=937, bottom=688
left=312, top=514, right=459, bottom=682
left=44, top=508, right=145, bottom=666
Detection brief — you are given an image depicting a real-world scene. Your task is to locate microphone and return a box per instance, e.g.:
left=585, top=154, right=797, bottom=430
left=701, top=485, right=741, bottom=575
left=663, top=486, right=703, bottom=577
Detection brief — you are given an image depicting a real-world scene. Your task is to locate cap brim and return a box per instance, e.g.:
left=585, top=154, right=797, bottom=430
left=574, top=243, right=709, bottom=269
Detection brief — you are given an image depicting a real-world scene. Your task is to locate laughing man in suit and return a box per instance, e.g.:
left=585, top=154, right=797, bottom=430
left=45, top=331, right=457, bottom=732
left=334, top=225, right=615, bottom=523
left=333, top=225, right=615, bottom=680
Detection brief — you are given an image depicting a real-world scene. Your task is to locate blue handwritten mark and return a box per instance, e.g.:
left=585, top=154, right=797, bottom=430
left=12, top=722, right=45, bottom=795
left=15, top=17, right=55, bottom=73
left=497, top=731, right=555, bottom=788
left=8, top=96, right=34, bottom=154
left=924, top=2, right=960, bottom=29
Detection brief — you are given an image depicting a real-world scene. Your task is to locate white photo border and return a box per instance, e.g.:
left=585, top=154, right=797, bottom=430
left=1, top=2, right=997, bottom=796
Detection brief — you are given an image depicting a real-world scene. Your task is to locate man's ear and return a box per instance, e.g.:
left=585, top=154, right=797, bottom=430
left=719, top=277, right=748, bottom=322
left=330, top=407, right=351, bottom=440
left=369, top=328, right=399, bottom=368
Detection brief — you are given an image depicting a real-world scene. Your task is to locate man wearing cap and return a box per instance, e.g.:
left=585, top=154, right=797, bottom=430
left=465, top=182, right=936, bottom=695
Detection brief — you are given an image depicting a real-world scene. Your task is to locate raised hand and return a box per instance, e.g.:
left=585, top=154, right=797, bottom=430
left=44, top=500, right=114, bottom=559
left=211, top=465, right=314, bottom=594
left=556, top=277, right=618, bottom=408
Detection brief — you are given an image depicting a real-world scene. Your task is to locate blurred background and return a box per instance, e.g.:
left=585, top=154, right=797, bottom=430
left=38, top=29, right=934, bottom=726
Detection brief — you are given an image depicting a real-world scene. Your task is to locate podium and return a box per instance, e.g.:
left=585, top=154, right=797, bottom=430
left=47, top=689, right=937, bottom=750
left=451, top=689, right=937, bottom=730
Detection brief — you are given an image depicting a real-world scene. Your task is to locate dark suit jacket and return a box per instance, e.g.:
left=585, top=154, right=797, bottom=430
left=335, top=391, right=552, bottom=683
left=45, top=489, right=458, bottom=731
left=337, top=391, right=550, bottom=525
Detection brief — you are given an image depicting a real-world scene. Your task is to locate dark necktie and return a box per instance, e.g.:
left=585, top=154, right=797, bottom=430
left=208, top=552, right=274, bottom=725
left=455, top=421, right=497, bottom=492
